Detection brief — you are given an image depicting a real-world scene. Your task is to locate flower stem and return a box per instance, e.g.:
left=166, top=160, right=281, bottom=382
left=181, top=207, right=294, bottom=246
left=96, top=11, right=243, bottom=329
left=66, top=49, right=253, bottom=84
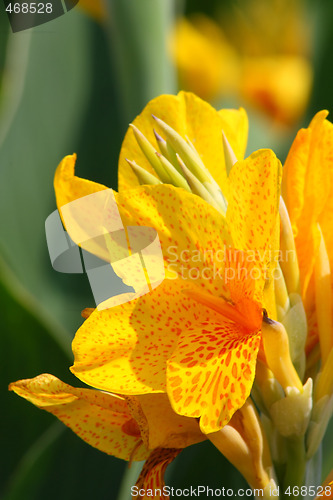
left=282, top=436, right=306, bottom=497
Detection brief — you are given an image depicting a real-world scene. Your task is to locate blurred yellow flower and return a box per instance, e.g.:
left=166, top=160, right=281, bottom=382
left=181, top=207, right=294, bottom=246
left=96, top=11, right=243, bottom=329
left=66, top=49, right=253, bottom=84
left=74, top=0, right=105, bottom=21
left=171, top=0, right=313, bottom=126
left=170, top=16, right=239, bottom=102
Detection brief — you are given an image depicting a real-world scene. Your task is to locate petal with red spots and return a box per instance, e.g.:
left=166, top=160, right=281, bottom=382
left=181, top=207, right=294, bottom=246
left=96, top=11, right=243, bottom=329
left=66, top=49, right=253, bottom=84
left=128, top=393, right=206, bottom=450
left=167, top=321, right=261, bottom=433
left=72, top=279, right=217, bottom=395
left=9, top=374, right=148, bottom=461
left=133, top=448, right=182, bottom=500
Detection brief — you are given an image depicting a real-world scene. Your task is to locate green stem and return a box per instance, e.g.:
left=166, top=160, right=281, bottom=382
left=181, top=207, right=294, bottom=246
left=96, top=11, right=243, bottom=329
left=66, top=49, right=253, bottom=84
left=282, top=436, right=306, bottom=499
left=105, top=0, right=177, bottom=126
left=116, top=461, right=144, bottom=500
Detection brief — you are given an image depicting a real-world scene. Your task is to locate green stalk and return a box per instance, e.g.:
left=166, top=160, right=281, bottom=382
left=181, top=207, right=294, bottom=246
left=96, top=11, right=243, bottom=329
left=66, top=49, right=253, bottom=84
left=282, top=436, right=306, bottom=499
left=105, top=0, right=177, bottom=126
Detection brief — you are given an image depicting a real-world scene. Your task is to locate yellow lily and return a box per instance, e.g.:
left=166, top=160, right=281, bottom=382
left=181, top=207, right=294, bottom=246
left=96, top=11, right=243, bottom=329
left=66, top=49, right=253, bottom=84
left=50, top=92, right=292, bottom=435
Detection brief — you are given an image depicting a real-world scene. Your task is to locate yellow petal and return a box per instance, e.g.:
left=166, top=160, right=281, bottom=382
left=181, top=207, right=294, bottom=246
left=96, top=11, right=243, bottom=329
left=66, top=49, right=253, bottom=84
left=71, top=279, right=192, bottom=395
left=218, top=108, right=248, bottom=163
left=283, top=111, right=333, bottom=297
left=128, top=393, right=205, bottom=450
left=54, top=155, right=231, bottom=290
left=118, top=91, right=248, bottom=194
left=72, top=278, right=229, bottom=395
left=9, top=374, right=148, bottom=461
left=133, top=448, right=181, bottom=499
left=115, top=184, right=231, bottom=291
left=227, top=149, right=282, bottom=314
left=167, top=318, right=261, bottom=433
left=54, top=154, right=107, bottom=208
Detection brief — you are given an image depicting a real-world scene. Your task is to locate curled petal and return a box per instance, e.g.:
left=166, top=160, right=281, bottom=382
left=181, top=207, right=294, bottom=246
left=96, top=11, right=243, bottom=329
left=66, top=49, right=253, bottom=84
left=9, top=374, right=148, bottom=461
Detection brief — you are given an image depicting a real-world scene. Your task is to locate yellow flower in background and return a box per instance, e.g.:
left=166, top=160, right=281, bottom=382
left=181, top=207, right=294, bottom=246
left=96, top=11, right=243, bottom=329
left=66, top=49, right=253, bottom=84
left=170, top=16, right=239, bottom=102
left=72, top=0, right=105, bottom=21
left=171, top=0, right=313, bottom=126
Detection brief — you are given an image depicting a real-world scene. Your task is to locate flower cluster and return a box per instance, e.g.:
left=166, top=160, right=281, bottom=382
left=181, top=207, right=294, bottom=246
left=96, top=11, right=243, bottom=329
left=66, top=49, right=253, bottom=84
left=10, top=92, right=333, bottom=499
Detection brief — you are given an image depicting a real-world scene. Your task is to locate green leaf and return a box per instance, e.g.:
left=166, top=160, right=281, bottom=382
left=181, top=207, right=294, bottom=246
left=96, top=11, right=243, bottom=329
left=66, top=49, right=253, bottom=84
left=0, top=9, right=96, bottom=348
left=105, top=0, right=177, bottom=125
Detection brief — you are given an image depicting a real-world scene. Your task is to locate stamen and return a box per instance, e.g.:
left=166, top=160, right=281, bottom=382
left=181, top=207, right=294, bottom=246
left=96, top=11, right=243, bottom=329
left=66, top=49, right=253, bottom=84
left=125, top=158, right=162, bottom=185
left=222, top=130, right=238, bottom=176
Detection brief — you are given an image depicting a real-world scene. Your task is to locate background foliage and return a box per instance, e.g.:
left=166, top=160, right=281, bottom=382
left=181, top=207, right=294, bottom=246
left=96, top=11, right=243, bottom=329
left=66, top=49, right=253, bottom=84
left=1, top=0, right=333, bottom=498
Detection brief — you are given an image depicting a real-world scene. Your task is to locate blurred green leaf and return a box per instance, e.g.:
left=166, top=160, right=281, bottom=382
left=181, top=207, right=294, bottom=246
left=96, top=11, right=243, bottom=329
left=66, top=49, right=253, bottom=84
left=106, top=0, right=177, bottom=125
left=2, top=274, right=127, bottom=500
left=0, top=8, right=97, bottom=347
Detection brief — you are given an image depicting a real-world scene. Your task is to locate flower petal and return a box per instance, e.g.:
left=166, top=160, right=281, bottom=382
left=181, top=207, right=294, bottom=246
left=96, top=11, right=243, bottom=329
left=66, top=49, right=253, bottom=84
left=227, top=149, right=282, bottom=315
left=133, top=448, right=182, bottom=500
left=54, top=154, right=107, bottom=208
left=167, top=320, right=261, bottom=434
left=128, top=393, right=206, bottom=450
left=282, top=111, right=333, bottom=295
left=9, top=374, right=148, bottom=461
left=71, top=279, right=192, bottom=395
left=54, top=155, right=232, bottom=290
left=115, top=184, right=231, bottom=291
left=118, top=91, right=248, bottom=194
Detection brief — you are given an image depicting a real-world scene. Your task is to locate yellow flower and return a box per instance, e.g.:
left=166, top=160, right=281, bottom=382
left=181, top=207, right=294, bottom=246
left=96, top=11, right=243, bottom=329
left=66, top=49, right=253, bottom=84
left=282, top=111, right=333, bottom=367
left=170, top=16, right=239, bottom=102
left=171, top=2, right=313, bottom=126
left=70, top=0, right=105, bottom=21
left=51, top=92, right=287, bottom=434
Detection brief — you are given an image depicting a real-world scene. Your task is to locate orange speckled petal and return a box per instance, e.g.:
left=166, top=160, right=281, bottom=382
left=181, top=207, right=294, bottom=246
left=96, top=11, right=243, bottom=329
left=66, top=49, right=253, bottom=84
left=167, top=320, right=261, bottom=434
left=72, top=279, right=213, bottom=395
left=132, top=393, right=206, bottom=449
left=118, top=91, right=248, bottom=195
left=133, top=448, right=182, bottom=500
left=54, top=155, right=232, bottom=290
left=115, top=184, right=232, bottom=292
left=283, top=111, right=333, bottom=295
left=9, top=374, right=148, bottom=461
left=227, top=149, right=281, bottom=309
